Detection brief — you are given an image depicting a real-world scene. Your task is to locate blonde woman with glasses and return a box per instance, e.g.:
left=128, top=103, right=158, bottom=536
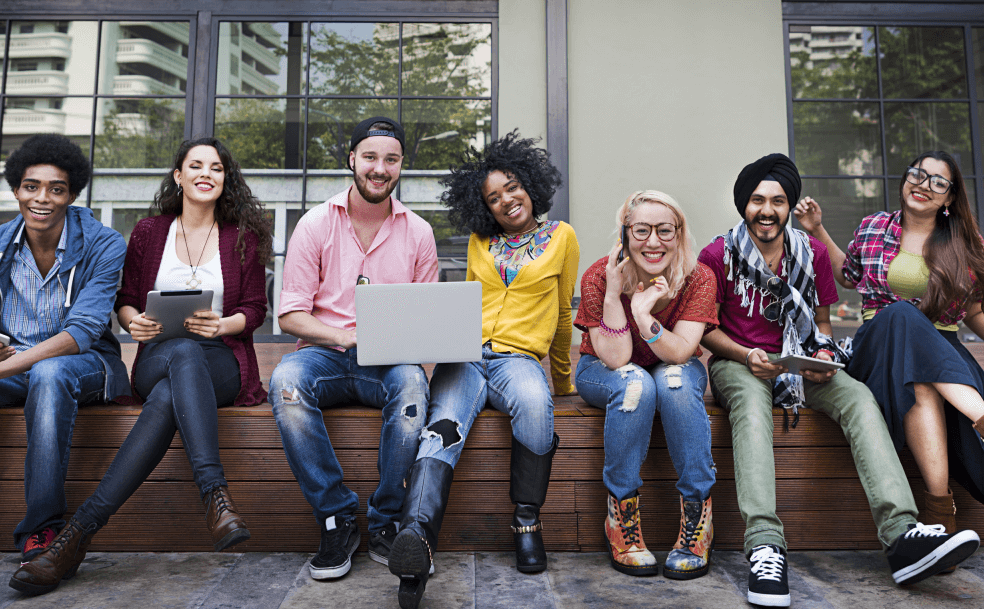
left=574, top=190, right=718, bottom=580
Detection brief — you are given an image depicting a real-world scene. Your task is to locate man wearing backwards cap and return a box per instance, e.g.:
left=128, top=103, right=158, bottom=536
left=698, top=153, right=978, bottom=607
left=270, top=117, right=439, bottom=580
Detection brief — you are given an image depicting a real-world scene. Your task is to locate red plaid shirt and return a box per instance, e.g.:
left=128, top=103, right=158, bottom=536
left=844, top=210, right=983, bottom=325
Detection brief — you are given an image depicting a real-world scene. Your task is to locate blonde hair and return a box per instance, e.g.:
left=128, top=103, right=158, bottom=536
left=613, top=190, right=697, bottom=299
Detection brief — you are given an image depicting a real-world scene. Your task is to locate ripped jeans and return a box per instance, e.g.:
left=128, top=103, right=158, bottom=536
left=270, top=346, right=428, bottom=532
left=417, top=346, right=554, bottom=467
left=575, top=354, right=714, bottom=503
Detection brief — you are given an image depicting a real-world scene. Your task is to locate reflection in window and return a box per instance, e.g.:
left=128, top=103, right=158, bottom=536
left=788, top=22, right=982, bottom=318
left=93, top=98, right=186, bottom=169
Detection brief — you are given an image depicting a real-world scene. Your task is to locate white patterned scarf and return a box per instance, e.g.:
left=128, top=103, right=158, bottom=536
left=721, top=220, right=846, bottom=428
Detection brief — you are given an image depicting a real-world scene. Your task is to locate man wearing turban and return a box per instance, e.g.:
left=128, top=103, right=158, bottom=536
left=697, top=153, right=977, bottom=607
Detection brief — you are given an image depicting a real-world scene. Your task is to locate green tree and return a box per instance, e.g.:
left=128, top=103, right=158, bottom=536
left=93, top=98, right=185, bottom=169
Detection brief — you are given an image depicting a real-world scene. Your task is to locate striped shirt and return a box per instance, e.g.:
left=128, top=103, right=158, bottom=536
left=844, top=210, right=982, bottom=326
left=1, top=222, right=69, bottom=352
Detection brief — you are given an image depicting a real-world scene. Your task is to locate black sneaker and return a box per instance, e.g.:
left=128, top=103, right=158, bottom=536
left=368, top=523, right=397, bottom=566
left=887, top=522, right=980, bottom=585
left=310, top=516, right=360, bottom=580
left=371, top=524, right=435, bottom=574
left=747, top=544, right=790, bottom=607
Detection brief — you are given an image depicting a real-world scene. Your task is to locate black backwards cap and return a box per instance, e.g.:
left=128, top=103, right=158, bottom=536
left=733, top=153, right=802, bottom=217
left=348, top=116, right=406, bottom=169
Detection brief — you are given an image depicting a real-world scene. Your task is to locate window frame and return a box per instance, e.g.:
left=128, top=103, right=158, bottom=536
left=783, top=2, right=984, bottom=223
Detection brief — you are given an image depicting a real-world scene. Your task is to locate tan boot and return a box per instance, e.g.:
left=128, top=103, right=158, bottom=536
left=203, top=486, right=251, bottom=551
left=9, top=519, right=94, bottom=596
left=604, top=493, right=658, bottom=576
left=923, top=489, right=957, bottom=574
left=664, top=496, right=714, bottom=580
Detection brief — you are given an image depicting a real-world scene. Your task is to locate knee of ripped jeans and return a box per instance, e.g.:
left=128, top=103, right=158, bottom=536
left=419, top=418, right=463, bottom=452
left=612, top=364, right=653, bottom=413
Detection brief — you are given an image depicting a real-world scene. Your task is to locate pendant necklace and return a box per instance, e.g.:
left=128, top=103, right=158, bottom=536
left=180, top=217, right=216, bottom=289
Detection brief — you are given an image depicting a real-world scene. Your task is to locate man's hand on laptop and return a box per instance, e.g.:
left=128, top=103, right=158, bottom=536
left=332, top=328, right=357, bottom=350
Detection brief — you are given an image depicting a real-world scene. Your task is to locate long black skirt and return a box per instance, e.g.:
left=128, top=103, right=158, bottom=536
left=847, top=300, right=984, bottom=504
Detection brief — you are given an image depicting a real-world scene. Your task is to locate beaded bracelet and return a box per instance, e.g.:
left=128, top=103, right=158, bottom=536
left=599, top=318, right=630, bottom=336
left=814, top=348, right=835, bottom=360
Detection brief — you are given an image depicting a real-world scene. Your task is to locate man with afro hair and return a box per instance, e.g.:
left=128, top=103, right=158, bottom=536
left=1, top=134, right=129, bottom=565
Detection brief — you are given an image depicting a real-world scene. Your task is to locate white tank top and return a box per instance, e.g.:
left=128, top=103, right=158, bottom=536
left=153, top=218, right=224, bottom=316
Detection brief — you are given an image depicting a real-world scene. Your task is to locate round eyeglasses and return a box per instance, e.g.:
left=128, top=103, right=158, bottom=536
left=905, top=166, right=952, bottom=195
left=626, top=222, right=678, bottom=242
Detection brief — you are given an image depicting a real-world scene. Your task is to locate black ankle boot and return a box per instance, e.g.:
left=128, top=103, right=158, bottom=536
left=389, top=458, right=454, bottom=609
left=510, top=434, right=559, bottom=574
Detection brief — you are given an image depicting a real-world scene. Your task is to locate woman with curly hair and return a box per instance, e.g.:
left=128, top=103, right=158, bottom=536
left=795, top=150, right=984, bottom=565
left=574, top=191, right=717, bottom=580
left=388, top=131, right=579, bottom=609
left=12, top=137, right=272, bottom=596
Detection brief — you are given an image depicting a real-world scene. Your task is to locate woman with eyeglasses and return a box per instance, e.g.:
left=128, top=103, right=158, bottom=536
left=795, top=151, right=984, bottom=553
left=574, top=190, right=717, bottom=580
left=387, top=131, right=578, bottom=609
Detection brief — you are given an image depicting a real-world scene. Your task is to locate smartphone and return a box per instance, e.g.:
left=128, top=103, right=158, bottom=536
left=0, top=332, right=9, bottom=347
left=616, top=225, right=629, bottom=264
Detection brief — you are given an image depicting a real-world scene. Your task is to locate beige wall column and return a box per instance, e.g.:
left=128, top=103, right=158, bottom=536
left=498, top=0, right=548, bottom=142
left=567, top=0, right=789, bottom=279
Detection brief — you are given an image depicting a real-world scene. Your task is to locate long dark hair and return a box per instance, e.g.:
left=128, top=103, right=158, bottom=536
left=154, top=137, right=272, bottom=264
left=904, top=151, right=984, bottom=321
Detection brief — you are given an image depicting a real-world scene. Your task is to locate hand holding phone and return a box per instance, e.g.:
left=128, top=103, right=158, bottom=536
left=0, top=332, right=9, bottom=347
left=616, top=225, right=629, bottom=264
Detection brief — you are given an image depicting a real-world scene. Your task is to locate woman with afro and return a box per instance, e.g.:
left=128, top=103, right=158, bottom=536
left=388, top=131, right=579, bottom=609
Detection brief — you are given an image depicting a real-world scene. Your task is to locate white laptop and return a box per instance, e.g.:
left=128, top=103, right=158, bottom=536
left=355, top=282, right=482, bottom=366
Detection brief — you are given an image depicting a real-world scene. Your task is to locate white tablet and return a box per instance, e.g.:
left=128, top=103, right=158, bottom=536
left=772, top=354, right=845, bottom=375
left=143, top=290, right=214, bottom=343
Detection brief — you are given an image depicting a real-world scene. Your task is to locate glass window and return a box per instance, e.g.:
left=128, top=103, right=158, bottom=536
left=788, top=22, right=983, bottom=328
left=215, top=19, right=495, bottom=302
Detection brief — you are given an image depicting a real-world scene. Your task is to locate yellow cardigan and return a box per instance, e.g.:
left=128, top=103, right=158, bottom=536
left=466, top=221, right=580, bottom=394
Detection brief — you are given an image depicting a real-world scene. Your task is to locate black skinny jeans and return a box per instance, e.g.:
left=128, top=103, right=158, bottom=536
left=74, top=338, right=240, bottom=531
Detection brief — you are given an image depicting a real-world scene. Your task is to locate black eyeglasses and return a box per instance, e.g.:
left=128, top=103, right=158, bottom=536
left=905, top=166, right=952, bottom=195
left=763, top=276, right=787, bottom=322
left=626, top=222, right=678, bottom=242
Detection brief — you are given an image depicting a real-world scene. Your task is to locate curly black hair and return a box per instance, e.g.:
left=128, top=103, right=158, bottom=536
left=154, top=137, right=273, bottom=264
left=4, top=134, right=91, bottom=196
left=440, top=130, right=562, bottom=237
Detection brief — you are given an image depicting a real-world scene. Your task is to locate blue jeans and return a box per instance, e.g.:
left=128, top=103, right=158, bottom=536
left=270, top=346, right=428, bottom=532
left=417, top=346, right=554, bottom=467
left=74, top=339, right=241, bottom=531
left=0, top=352, right=106, bottom=549
left=575, top=354, right=715, bottom=503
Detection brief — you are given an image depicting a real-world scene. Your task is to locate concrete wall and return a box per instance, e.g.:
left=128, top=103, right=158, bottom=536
left=566, top=0, right=789, bottom=278
left=498, top=0, right=547, bottom=142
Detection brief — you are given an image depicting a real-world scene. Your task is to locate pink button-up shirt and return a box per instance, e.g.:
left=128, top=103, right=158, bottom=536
left=279, top=186, right=439, bottom=348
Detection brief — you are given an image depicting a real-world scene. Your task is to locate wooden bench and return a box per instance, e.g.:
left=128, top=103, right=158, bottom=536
left=1, top=342, right=982, bottom=553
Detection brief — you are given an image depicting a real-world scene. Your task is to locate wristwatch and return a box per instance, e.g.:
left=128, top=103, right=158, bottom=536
left=644, top=320, right=664, bottom=344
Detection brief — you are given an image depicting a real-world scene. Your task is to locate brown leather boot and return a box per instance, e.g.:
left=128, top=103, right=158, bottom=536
left=8, top=519, right=94, bottom=596
left=923, top=489, right=957, bottom=574
left=203, top=486, right=251, bottom=551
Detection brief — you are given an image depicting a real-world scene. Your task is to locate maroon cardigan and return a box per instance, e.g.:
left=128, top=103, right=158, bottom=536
left=116, top=214, right=268, bottom=406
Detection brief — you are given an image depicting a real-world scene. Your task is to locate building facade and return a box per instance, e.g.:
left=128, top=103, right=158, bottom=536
left=2, top=0, right=983, bottom=334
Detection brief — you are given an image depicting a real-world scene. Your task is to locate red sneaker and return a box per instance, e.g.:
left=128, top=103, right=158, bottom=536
left=21, top=527, right=57, bottom=565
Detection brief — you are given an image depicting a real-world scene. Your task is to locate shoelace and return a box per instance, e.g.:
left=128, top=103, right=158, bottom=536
left=211, top=490, right=234, bottom=516
left=44, top=523, right=83, bottom=559
left=903, top=523, right=948, bottom=539
left=619, top=502, right=642, bottom=545
left=24, top=529, right=54, bottom=552
left=678, top=519, right=703, bottom=550
left=749, top=546, right=785, bottom=582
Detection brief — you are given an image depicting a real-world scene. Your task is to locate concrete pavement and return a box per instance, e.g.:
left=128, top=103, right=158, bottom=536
left=0, top=549, right=982, bottom=608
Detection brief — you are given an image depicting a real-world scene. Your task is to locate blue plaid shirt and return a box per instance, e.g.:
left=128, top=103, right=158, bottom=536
left=1, top=222, right=69, bottom=352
